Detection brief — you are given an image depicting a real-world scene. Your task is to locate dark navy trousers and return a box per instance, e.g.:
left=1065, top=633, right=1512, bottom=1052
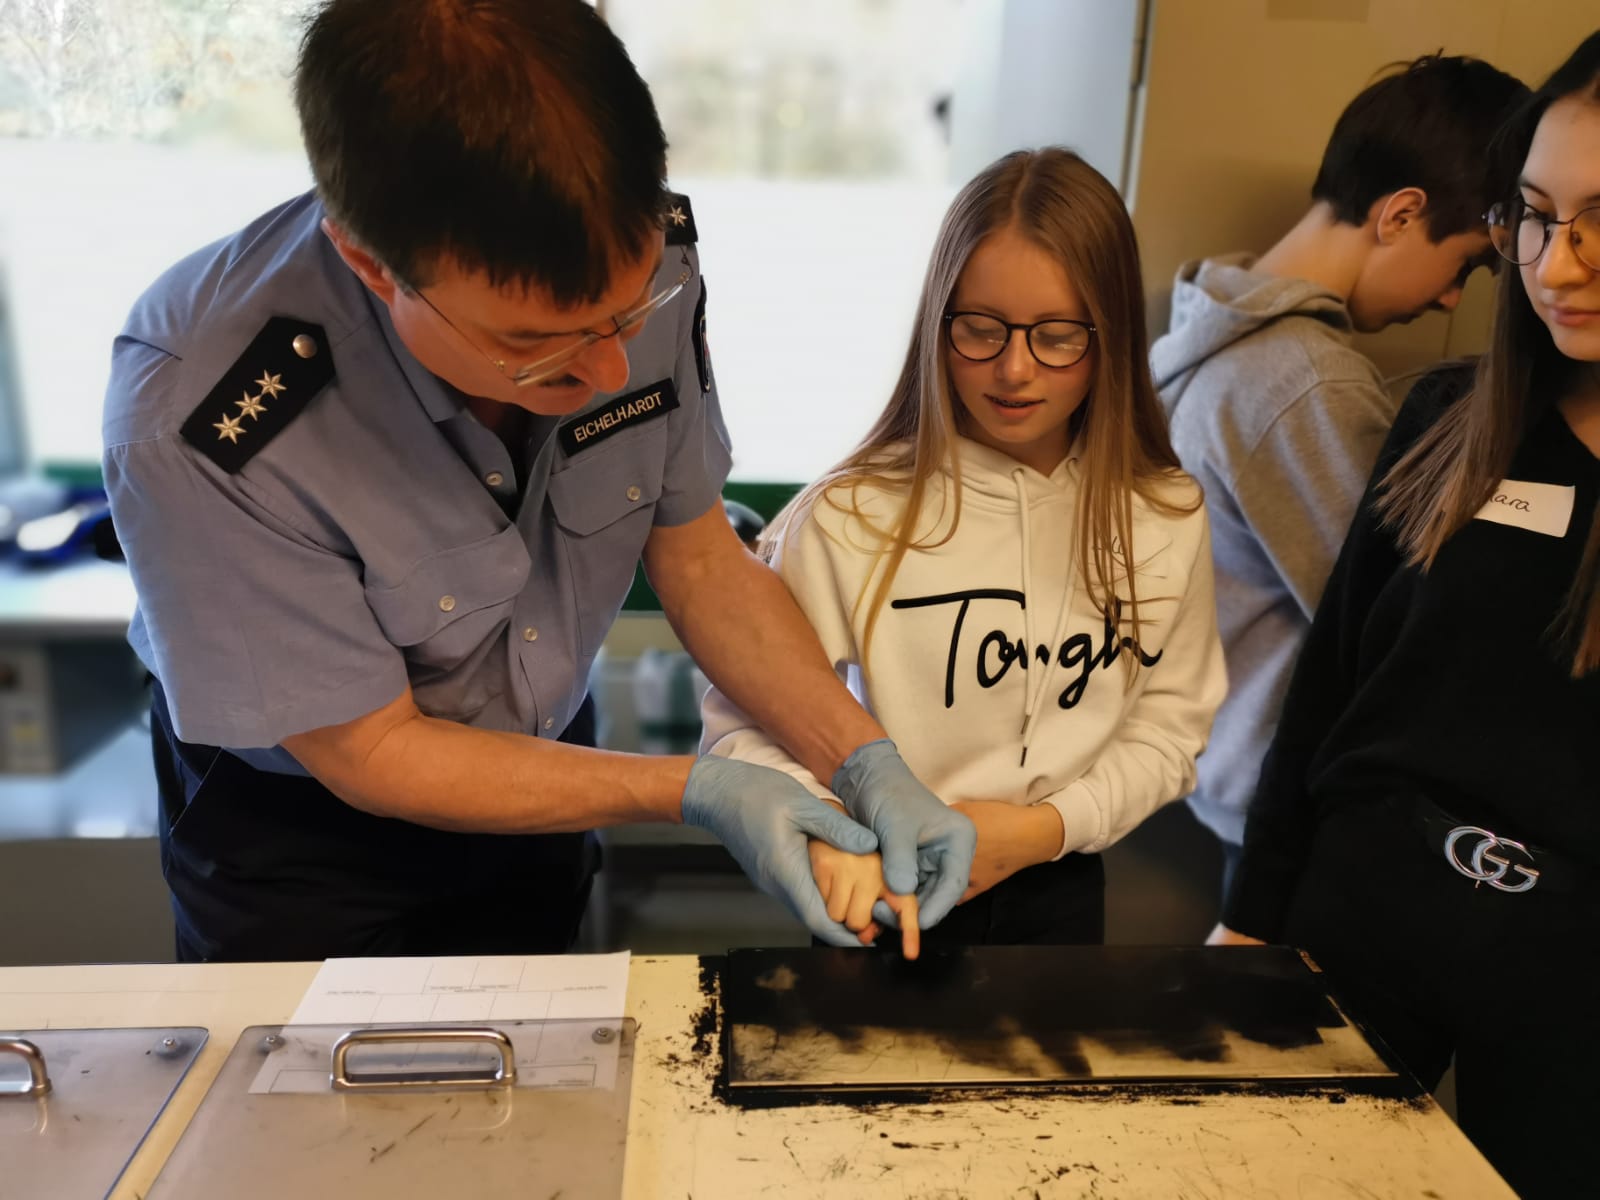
left=150, top=680, right=598, bottom=962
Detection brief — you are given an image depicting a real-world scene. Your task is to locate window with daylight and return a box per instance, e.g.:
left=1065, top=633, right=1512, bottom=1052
left=1, top=0, right=1142, bottom=483
left=0, top=1, right=311, bottom=470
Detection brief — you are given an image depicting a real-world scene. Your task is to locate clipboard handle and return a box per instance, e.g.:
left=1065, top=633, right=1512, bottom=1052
left=0, top=1036, right=52, bottom=1097
left=329, top=1026, right=517, bottom=1092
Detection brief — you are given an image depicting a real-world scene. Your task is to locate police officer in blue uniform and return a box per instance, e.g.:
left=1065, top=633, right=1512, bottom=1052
left=102, top=0, right=975, bottom=962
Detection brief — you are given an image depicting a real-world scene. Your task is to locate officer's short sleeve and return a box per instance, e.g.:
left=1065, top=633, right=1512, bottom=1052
left=105, top=340, right=410, bottom=749
left=653, top=264, right=733, bottom=527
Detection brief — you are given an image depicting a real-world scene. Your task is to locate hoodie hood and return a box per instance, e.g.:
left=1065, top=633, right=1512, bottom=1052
left=1150, top=253, right=1354, bottom=412
left=945, top=433, right=1080, bottom=502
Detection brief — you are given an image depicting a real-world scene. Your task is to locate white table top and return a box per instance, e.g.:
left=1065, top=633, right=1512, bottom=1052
left=0, top=557, right=135, bottom=639
left=0, top=956, right=1512, bottom=1198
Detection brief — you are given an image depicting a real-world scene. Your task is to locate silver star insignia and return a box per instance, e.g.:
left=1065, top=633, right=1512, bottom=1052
left=236, top=390, right=268, bottom=421
left=255, top=371, right=286, bottom=399
left=667, top=206, right=688, bottom=227
left=214, top=412, right=246, bottom=444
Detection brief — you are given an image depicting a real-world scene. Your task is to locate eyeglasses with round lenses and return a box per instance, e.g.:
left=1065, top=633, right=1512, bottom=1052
left=1487, top=199, right=1600, bottom=271
left=416, top=248, right=693, bottom=388
left=943, top=311, right=1096, bottom=369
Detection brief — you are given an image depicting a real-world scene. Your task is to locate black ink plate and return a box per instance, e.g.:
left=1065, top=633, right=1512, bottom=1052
left=721, top=945, right=1402, bottom=1100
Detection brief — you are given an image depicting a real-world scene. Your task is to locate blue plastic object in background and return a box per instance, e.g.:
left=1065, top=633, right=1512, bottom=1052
left=11, top=485, right=112, bottom=565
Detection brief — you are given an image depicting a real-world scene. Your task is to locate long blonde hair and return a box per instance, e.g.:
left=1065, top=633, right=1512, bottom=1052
left=1379, top=37, right=1600, bottom=676
left=765, top=147, right=1196, bottom=679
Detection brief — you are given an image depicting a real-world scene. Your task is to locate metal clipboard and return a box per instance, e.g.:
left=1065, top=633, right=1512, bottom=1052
left=148, top=1018, right=636, bottom=1200
left=0, top=1026, right=207, bottom=1200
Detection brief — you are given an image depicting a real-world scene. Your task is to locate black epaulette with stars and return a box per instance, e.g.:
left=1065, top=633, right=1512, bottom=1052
left=664, top=192, right=698, bottom=245
left=180, top=317, right=335, bottom=473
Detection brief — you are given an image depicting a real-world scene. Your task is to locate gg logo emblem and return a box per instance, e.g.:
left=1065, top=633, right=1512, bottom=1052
left=1443, top=825, right=1540, bottom=893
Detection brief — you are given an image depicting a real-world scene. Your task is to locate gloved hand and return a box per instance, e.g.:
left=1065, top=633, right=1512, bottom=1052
left=830, top=739, right=976, bottom=928
left=682, top=754, right=879, bottom=946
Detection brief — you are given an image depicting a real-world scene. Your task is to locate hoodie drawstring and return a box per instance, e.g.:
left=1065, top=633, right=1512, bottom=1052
left=1014, top=469, right=1038, bottom=744
left=1013, top=468, right=1077, bottom=767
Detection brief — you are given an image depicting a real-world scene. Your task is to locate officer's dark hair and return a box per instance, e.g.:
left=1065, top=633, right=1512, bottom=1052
left=295, top=0, right=669, bottom=304
left=1311, top=53, right=1528, bottom=240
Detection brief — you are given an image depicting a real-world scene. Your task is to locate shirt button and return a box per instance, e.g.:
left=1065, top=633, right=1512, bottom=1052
left=626, top=485, right=641, bottom=502
left=543, top=717, right=554, bottom=730
left=438, top=595, right=456, bottom=612
left=523, top=627, right=538, bottom=642
left=485, top=471, right=504, bottom=488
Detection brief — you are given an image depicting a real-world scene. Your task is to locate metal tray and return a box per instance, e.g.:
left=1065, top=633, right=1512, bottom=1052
left=1, top=1026, right=207, bottom=1199
left=148, top=1018, right=635, bottom=1199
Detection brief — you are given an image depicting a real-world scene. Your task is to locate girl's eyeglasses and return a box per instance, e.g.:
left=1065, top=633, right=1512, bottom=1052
left=1487, top=199, right=1600, bottom=271
left=943, top=311, right=1096, bottom=369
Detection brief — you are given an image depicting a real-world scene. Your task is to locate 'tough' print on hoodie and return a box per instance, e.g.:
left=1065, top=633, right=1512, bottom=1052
left=890, top=588, right=1162, bottom=711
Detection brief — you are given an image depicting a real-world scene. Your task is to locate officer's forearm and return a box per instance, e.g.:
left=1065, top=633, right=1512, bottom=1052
left=656, top=538, right=885, bottom=783
left=284, top=695, right=692, bottom=832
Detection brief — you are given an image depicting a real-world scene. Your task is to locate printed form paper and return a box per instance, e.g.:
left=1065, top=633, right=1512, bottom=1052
left=285, top=951, right=629, bottom=1026
left=246, top=952, right=630, bottom=1095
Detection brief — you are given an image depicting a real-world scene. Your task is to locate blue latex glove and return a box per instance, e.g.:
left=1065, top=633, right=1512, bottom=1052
left=682, top=755, right=879, bottom=946
left=831, top=739, right=976, bottom=929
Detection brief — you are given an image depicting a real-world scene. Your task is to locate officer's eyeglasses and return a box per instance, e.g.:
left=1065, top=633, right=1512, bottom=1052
left=413, top=248, right=692, bottom=388
left=943, top=311, right=1096, bottom=369
left=1486, top=198, right=1600, bottom=271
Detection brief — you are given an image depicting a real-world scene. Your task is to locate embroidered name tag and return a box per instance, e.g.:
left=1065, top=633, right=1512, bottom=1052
left=558, top=379, right=679, bottom=457
left=1473, top=479, right=1575, bottom=538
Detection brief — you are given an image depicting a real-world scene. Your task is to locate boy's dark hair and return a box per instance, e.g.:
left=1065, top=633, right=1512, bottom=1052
left=1311, top=53, right=1529, bottom=241
left=295, top=0, right=669, bottom=304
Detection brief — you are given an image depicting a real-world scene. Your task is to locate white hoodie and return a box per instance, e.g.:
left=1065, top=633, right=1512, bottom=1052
left=701, top=436, right=1227, bottom=859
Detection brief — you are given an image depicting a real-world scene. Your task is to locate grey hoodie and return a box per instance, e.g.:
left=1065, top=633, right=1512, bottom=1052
left=1151, top=254, right=1396, bottom=847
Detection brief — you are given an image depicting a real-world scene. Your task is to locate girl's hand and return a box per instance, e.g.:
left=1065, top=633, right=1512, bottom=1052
left=807, top=839, right=921, bottom=958
left=807, top=839, right=885, bottom=939
left=949, top=799, right=1065, bottom=902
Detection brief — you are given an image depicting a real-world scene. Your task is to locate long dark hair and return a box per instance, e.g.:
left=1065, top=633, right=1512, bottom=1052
left=1378, top=31, right=1600, bottom=675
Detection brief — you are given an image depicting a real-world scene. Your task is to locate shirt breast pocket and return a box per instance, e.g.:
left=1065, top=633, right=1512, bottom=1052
left=548, top=422, right=668, bottom=656
left=363, top=524, right=530, bottom=714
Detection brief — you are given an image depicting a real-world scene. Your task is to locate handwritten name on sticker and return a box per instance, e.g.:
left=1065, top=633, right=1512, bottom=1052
left=1473, top=479, right=1575, bottom=539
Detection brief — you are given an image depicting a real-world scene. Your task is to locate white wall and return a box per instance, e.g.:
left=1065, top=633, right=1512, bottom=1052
left=949, top=0, right=1145, bottom=191
left=0, top=142, right=950, bottom=484
left=0, top=140, right=310, bottom=466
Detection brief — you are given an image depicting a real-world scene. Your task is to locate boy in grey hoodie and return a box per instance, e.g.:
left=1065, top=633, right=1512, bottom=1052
left=1151, top=55, right=1527, bottom=903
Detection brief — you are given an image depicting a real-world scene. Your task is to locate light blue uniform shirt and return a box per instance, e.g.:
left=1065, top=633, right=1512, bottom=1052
left=103, top=192, right=730, bottom=771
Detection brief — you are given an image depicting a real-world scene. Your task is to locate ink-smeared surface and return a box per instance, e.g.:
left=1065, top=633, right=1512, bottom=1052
left=723, top=946, right=1393, bottom=1094
left=614, top=955, right=1509, bottom=1198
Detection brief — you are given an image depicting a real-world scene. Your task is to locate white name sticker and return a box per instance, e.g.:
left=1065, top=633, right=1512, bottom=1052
left=1473, top=479, right=1576, bottom=538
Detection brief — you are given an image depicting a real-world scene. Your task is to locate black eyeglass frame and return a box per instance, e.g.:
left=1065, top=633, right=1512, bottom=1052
left=1485, top=199, right=1600, bottom=271
left=942, top=310, right=1098, bottom=369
